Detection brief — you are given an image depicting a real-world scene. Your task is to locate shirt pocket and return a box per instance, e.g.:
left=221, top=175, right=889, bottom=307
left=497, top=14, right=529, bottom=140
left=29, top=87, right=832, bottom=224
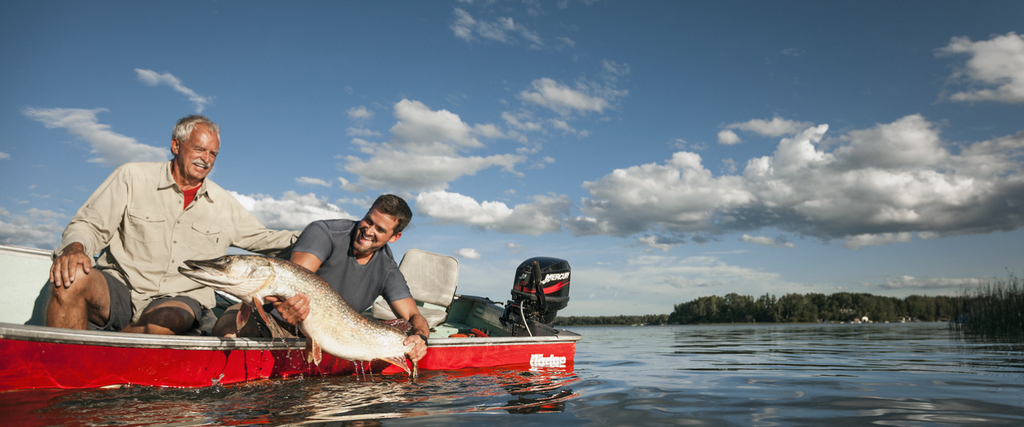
left=126, top=208, right=166, bottom=243
left=189, top=221, right=225, bottom=255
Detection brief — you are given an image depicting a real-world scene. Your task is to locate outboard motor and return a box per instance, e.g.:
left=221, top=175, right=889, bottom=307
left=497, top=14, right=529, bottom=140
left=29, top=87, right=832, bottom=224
left=500, top=257, right=571, bottom=336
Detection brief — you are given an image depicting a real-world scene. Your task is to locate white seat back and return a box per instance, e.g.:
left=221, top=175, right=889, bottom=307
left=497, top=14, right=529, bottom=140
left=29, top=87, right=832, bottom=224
left=372, top=249, right=459, bottom=327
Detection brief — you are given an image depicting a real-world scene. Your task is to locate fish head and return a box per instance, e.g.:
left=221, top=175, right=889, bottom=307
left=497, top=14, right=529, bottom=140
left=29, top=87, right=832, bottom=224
left=178, top=255, right=276, bottom=299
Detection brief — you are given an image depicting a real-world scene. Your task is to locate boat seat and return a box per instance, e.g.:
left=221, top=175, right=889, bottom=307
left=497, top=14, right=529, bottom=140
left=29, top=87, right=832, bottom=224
left=372, top=248, right=459, bottom=328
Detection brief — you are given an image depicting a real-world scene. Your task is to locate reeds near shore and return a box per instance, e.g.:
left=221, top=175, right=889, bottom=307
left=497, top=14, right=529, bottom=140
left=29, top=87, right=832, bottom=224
left=952, top=273, right=1024, bottom=339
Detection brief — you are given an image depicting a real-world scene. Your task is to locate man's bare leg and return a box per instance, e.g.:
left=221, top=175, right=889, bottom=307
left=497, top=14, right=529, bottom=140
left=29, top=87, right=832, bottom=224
left=212, top=304, right=265, bottom=337
left=122, top=300, right=197, bottom=335
left=45, top=265, right=111, bottom=330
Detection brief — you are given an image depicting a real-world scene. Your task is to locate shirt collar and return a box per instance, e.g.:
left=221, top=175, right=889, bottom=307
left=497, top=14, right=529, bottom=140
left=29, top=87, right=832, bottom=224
left=159, top=161, right=212, bottom=200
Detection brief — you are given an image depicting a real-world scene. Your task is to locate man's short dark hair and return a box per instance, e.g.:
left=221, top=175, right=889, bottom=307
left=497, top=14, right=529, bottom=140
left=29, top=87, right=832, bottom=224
left=372, top=194, right=412, bottom=234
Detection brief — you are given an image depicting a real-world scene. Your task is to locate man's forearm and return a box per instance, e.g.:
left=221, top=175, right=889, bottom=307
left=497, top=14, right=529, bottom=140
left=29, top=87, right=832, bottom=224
left=58, top=242, right=85, bottom=256
left=409, top=313, right=430, bottom=337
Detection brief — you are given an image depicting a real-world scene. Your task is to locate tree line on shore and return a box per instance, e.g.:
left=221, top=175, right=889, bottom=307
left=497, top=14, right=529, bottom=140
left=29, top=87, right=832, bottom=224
left=555, top=314, right=671, bottom=326
left=669, top=292, right=958, bottom=324
left=554, top=275, right=1021, bottom=340
left=555, top=292, right=957, bottom=326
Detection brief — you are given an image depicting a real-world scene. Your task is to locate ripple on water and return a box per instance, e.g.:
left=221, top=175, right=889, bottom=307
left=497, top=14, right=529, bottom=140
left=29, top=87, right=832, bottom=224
left=6, top=323, right=1024, bottom=426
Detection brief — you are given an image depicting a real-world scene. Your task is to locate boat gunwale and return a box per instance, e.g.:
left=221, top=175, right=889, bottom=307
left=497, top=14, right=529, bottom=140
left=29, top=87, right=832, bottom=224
left=0, top=244, right=51, bottom=258
left=0, top=322, right=580, bottom=351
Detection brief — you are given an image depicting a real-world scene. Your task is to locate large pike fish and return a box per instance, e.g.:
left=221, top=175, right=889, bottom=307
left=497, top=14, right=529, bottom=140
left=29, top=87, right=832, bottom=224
left=179, top=255, right=417, bottom=378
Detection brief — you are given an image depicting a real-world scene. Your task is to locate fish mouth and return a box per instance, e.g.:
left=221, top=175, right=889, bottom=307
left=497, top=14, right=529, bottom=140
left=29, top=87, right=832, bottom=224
left=178, top=258, right=232, bottom=286
left=181, top=259, right=223, bottom=273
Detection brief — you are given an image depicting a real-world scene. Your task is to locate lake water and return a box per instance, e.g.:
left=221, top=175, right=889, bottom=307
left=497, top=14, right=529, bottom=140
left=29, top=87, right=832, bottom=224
left=6, top=322, right=1024, bottom=426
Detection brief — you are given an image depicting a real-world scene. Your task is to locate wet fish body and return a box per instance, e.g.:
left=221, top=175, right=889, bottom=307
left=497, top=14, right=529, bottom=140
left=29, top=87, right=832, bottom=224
left=179, top=255, right=416, bottom=377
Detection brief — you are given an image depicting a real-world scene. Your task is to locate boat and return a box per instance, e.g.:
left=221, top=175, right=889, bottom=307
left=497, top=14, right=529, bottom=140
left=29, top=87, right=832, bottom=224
left=0, top=244, right=580, bottom=391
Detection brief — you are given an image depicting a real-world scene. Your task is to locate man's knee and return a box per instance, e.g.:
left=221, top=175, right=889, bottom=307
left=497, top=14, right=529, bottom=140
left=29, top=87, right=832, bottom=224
left=213, top=304, right=263, bottom=337
left=49, top=267, right=106, bottom=303
left=213, top=307, right=239, bottom=336
left=131, top=301, right=196, bottom=335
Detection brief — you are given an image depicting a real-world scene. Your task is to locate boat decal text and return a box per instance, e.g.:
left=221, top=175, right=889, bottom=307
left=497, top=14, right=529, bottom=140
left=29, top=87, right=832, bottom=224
left=541, top=272, right=570, bottom=285
left=530, top=353, right=567, bottom=368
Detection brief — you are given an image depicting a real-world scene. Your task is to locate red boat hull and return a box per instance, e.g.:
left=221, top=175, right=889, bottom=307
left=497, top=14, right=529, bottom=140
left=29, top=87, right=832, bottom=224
left=0, top=323, right=579, bottom=391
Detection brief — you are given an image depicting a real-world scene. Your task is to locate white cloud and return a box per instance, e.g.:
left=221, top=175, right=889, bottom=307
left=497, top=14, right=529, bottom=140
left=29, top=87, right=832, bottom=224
left=389, top=99, right=484, bottom=154
left=834, top=114, right=947, bottom=169
left=506, top=242, right=525, bottom=253
left=344, top=151, right=524, bottom=192
left=502, top=111, right=543, bottom=132
left=0, top=207, right=65, bottom=249
left=874, top=275, right=982, bottom=290
left=230, top=191, right=354, bottom=231
left=415, top=190, right=569, bottom=235
left=569, top=151, right=754, bottom=237
left=23, top=108, right=169, bottom=167
left=633, top=235, right=676, bottom=252
left=135, top=69, right=213, bottom=112
left=337, top=177, right=362, bottom=193
left=454, top=248, right=482, bottom=260
left=348, top=106, right=374, bottom=121
left=938, top=32, right=1024, bottom=103
left=572, top=115, right=1024, bottom=246
left=340, top=99, right=525, bottom=192
left=529, top=156, right=556, bottom=170
left=296, top=177, right=332, bottom=187
left=549, top=119, right=577, bottom=134
left=0, top=152, right=9, bottom=160
left=717, top=130, right=741, bottom=145
left=741, top=234, right=796, bottom=248
left=726, top=116, right=815, bottom=137
left=844, top=232, right=913, bottom=250
left=450, top=8, right=543, bottom=48
left=346, top=127, right=381, bottom=138
left=602, top=60, right=631, bottom=80
left=473, top=123, right=505, bottom=139
left=519, top=78, right=615, bottom=115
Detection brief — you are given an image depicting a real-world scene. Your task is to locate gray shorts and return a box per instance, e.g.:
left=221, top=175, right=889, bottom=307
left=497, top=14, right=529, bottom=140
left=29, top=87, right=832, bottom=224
left=91, top=270, right=202, bottom=332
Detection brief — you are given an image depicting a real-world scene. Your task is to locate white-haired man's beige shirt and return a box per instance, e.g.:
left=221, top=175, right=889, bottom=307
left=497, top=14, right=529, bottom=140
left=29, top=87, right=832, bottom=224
left=55, top=161, right=299, bottom=318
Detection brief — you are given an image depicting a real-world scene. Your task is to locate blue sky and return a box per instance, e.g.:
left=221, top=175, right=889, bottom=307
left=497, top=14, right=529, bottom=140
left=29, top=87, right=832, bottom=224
left=2, top=1, right=1023, bottom=316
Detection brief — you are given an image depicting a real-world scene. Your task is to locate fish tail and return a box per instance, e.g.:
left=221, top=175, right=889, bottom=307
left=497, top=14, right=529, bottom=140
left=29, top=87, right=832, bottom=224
left=382, top=356, right=412, bottom=376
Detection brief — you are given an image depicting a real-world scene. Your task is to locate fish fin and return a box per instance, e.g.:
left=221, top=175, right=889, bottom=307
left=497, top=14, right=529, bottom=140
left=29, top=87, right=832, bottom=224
left=382, top=356, right=411, bottom=376
left=252, top=297, right=285, bottom=339
left=305, top=338, right=322, bottom=366
left=236, top=303, right=251, bottom=330
left=382, top=318, right=412, bottom=333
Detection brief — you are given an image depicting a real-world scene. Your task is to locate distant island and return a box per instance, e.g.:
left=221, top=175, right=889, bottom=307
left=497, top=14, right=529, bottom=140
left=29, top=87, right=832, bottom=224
left=555, top=292, right=954, bottom=326
left=556, top=274, right=1022, bottom=339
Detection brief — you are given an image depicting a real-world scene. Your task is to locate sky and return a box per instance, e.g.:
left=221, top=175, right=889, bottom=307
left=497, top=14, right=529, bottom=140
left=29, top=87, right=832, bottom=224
left=2, top=1, right=1023, bottom=316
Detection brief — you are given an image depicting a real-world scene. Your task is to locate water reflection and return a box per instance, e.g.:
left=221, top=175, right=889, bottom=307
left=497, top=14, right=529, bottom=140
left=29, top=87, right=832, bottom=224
left=3, top=366, right=580, bottom=426
left=572, top=323, right=1024, bottom=426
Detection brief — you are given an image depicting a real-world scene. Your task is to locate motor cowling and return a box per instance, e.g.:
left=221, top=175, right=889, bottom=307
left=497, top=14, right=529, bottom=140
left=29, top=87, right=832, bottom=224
left=501, top=257, right=571, bottom=335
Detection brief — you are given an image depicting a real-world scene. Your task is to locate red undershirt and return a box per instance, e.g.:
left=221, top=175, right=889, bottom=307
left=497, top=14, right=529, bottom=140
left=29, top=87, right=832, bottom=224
left=182, top=186, right=200, bottom=210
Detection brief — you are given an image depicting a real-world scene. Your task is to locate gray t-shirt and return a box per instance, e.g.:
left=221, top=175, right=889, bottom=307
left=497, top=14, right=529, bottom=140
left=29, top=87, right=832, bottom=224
left=290, top=219, right=411, bottom=313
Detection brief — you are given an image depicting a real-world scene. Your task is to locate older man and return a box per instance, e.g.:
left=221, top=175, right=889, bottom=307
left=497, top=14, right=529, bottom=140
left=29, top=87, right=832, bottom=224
left=47, top=115, right=298, bottom=335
